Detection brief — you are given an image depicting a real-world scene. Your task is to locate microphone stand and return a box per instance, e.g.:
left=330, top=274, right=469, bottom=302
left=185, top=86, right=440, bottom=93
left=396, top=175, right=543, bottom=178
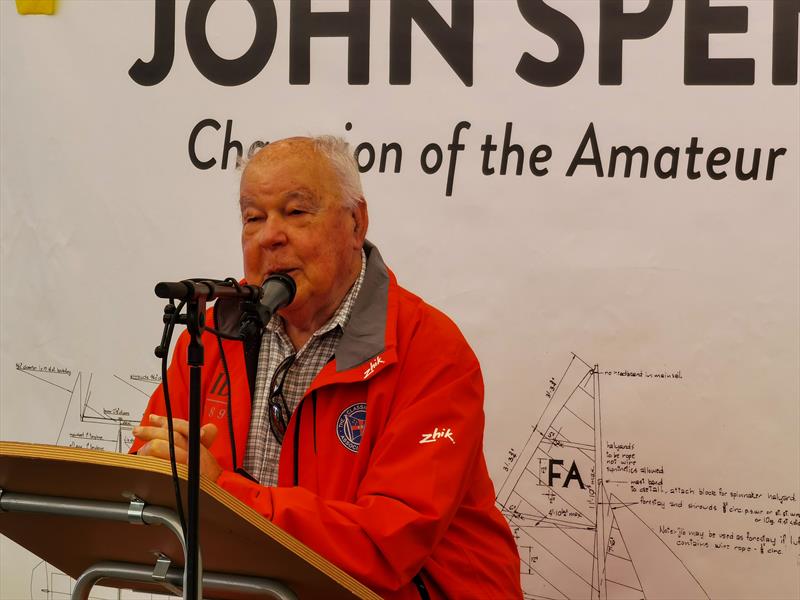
left=152, top=275, right=294, bottom=600
left=153, top=291, right=205, bottom=600
left=153, top=279, right=259, bottom=600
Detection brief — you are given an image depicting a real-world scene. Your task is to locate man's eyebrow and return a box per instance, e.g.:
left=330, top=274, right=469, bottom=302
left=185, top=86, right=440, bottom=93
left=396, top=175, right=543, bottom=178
left=238, top=188, right=319, bottom=209
left=284, top=188, right=317, bottom=202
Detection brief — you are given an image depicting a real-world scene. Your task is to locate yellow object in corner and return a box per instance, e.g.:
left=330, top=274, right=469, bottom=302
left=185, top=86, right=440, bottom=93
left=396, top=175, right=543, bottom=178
left=16, top=0, right=57, bottom=15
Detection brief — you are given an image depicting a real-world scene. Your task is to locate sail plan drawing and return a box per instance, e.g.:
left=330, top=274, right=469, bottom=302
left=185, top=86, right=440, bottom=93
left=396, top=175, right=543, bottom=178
left=12, top=364, right=175, bottom=599
left=495, top=354, right=710, bottom=600
left=13, top=364, right=156, bottom=452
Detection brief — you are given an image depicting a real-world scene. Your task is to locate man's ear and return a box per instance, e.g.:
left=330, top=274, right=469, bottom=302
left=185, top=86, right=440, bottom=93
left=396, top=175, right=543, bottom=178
left=352, top=198, right=369, bottom=246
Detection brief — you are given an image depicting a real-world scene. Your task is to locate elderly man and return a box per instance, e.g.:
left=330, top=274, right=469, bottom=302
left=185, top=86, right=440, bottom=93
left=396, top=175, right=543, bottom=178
left=132, top=136, right=522, bottom=599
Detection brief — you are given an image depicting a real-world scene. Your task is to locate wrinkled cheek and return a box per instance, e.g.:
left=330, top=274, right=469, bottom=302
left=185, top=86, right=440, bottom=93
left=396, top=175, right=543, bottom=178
left=288, top=274, right=308, bottom=305
left=241, top=243, right=263, bottom=284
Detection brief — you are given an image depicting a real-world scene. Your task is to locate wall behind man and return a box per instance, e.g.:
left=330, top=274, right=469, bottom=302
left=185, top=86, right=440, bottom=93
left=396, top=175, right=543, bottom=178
left=1, top=1, right=798, bottom=599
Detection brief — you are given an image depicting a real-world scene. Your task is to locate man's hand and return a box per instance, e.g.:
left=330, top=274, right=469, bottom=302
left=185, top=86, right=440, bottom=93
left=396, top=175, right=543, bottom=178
left=133, top=414, right=223, bottom=482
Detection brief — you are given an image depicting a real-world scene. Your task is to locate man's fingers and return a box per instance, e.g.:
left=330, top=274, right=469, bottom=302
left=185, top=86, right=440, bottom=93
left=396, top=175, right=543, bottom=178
left=133, top=425, right=188, bottom=449
left=200, top=423, right=218, bottom=448
left=137, top=417, right=218, bottom=451
left=137, top=439, right=188, bottom=464
left=137, top=439, right=220, bottom=481
left=143, top=415, right=218, bottom=449
left=149, top=414, right=192, bottom=438
left=137, top=419, right=222, bottom=481
left=142, top=414, right=190, bottom=446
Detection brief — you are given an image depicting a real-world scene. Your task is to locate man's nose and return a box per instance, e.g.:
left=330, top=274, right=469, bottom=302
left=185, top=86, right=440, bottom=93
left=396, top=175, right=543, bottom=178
left=257, top=215, right=288, bottom=248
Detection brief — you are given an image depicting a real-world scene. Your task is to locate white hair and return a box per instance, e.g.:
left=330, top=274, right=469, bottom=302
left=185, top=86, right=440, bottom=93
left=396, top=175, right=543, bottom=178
left=311, top=135, right=365, bottom=209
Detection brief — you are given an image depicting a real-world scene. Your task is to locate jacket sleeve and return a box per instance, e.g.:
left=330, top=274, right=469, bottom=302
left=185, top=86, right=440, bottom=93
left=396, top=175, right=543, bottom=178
left=217, top=312, right=487, bottom=596
left=129, top=331, right=191, bottom=454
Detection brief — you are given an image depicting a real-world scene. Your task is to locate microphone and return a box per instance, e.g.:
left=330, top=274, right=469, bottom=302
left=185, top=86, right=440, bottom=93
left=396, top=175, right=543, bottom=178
left=154, top=279, right=261, bottom=302
left=256, top=273, right=297, bottom=323
left=154, top=274, right=296, bottom=337
left=240, top=273, right=297, bottom=336
left=153, top=274, right=295, bottom=315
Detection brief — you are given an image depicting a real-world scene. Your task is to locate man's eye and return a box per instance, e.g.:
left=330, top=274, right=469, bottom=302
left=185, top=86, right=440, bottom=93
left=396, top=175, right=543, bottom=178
left=244, top=215, right=263, bottom=224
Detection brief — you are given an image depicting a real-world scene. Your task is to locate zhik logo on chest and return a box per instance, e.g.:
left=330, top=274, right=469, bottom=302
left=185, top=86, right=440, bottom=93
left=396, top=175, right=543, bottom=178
left=363, top=355, right=385, bottom=379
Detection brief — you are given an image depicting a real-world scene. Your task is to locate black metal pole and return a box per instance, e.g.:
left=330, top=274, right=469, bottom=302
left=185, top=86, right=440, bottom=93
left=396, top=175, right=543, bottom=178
left=185, top=299, right=205, bottom=600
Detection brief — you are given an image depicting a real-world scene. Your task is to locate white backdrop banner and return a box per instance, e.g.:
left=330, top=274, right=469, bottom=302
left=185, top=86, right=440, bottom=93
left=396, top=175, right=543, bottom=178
left=1, top=1, right=798, bottom=599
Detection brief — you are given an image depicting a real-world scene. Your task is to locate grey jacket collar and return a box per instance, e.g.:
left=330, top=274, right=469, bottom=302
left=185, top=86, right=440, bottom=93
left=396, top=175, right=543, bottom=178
left=214, top=241, right=389, bottom=372
left=336, top=240, right=388, bottom=371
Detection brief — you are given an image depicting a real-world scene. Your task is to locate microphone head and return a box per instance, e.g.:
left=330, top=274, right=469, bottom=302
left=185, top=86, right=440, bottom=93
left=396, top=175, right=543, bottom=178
left=260, top=272, right=297, bottom=310
left=239, top=273, right=297, bottom=335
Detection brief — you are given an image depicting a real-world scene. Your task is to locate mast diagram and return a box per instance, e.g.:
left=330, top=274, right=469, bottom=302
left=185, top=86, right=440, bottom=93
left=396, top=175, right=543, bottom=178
left=495, top=354, right=709, bottom=600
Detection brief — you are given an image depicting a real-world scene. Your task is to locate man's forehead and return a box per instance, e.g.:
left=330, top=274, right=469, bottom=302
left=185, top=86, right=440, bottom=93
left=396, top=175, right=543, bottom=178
left=240, top=148, right=341, bottom=209
left=242, top=138, right=337, bottom=192
left=244, top=138, right=329, bottom=179
left=251, top=136, right=316, bottom=163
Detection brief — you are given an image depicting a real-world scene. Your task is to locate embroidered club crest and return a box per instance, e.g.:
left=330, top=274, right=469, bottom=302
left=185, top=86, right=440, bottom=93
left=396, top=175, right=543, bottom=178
left=336, top=403, right=367, bottom=453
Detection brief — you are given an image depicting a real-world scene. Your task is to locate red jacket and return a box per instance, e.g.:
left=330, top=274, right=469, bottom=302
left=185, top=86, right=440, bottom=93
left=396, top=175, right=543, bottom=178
left=132, top=244, right=522, bottom=599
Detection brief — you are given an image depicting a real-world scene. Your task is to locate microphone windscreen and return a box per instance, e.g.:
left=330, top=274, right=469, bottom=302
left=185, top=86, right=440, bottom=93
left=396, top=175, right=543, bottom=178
left=260, top=273, right=296, bottom=312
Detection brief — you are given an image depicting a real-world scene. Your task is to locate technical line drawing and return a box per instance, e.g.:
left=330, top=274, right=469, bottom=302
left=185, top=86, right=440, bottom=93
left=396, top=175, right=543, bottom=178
left=15, top=364, right=156, bottom=452
left=14, top=364, right=171, bottom=599
left=495, top=354, right=710, bottom=600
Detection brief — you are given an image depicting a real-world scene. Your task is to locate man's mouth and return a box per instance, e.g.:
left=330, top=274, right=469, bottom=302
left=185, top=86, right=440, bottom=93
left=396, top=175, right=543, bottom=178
left=266, top=267, right=298, bottom=279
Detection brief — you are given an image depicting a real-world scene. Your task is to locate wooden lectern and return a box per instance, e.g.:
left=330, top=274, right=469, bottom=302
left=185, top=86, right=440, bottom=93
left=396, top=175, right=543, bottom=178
left=0, top=442, right=380, bottom=600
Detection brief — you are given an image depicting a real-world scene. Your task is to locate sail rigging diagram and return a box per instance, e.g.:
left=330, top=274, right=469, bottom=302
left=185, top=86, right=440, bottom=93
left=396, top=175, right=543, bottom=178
left=495, top=354, right=710, bottom=600
left=12, top=363, right=173, bottom=599
left=14, top=363, right=156, bottom=452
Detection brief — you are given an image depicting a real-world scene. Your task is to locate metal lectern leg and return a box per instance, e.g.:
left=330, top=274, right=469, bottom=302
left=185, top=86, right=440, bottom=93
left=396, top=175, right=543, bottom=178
left=0, top=491, right=200, bottom=598
left=1, top=491, right=297, bottom=600
left=71, top=560, right=179, bottom=600
left=71, top=560, right=299, bottom=600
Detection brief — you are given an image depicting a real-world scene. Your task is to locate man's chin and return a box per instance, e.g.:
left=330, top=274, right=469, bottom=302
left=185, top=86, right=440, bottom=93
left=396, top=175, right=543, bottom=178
left=276, top=303, right=303, bottom=328
left=277, top=291, right=304, bottom=316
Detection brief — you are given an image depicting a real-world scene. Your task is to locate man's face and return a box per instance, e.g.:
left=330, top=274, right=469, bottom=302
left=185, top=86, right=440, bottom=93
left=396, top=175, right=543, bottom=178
left=239, top=139, right=367, bottom=327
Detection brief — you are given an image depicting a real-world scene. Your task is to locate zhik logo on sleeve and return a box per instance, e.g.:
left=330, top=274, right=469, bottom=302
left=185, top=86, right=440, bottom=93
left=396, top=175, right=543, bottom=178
left=419, top=427, right=455, bottom=445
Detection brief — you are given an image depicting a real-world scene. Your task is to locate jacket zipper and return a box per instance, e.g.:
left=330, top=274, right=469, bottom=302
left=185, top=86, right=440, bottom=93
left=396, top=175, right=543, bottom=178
left=292, top=397, right=305, bottom=486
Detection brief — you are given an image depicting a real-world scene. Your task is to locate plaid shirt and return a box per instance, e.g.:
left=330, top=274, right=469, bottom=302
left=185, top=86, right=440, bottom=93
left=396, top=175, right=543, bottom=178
left=243, top=250, right=366, bottom=486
